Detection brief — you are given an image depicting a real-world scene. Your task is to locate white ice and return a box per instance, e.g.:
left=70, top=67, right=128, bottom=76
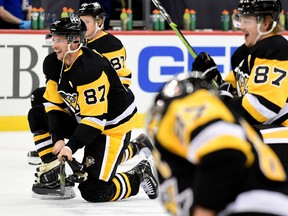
left=0, top=130, right=168, bottom=216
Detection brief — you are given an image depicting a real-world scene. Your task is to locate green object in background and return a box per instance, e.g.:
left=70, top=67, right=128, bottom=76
left=279, top=10, right=285, bottom=30
left=159, top=14, right=165, bottom=30
left=38, top=7, right=45, bottom=30
left=61, top=7, right=69, bottom=18
left=221, top=10, right=230, bottom=31
left=126, top=9, right=133, bottom=30
left=31, top=7, right=39, bottom=30
left=286, top=11, right=288, bottom=30
left=152, top=9, right=160, bottom=30
left=183, top=8, right=190, bottom=30
left=68, top=8, right=74, bottom=17
left=120, top=8, right=128, bottom=30
left=231, top=9, right=238, bottom=31
left=190, top=9, right=196, bottom=31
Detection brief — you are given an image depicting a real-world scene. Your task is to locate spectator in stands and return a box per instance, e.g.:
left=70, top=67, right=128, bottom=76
left=79, top=0, right=112, bottom=29
left=0, top=0, right=32, bottom=29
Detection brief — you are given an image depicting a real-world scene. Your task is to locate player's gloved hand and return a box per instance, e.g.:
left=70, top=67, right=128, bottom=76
left=19, top=20, right=31, bottom=29
left=67, top=172, right=88, bottom=183
left=35, top=159, right=61, bottom=183
left=192, top=52, right=223, bottom=87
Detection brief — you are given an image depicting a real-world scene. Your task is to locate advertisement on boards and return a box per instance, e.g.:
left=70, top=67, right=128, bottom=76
left=0, top=31, right=269, bottom=130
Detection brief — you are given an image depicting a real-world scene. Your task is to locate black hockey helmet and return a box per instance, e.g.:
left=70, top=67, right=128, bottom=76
left=156, top=73, right=214, bottom=104
left=146, top=72, right=216, bottom=141
left=77, top=2, right=106, bottom=19
left=146, top=72, right=216, bottom=134
left=237, top=0, right=282, bottom=21
left=50, top=16, right=86, bottom=44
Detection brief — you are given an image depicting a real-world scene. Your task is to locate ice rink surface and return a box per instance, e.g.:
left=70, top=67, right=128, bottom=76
left=0, top=130, right=168, bottom=216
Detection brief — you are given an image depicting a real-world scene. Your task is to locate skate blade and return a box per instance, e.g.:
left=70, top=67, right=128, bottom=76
left=32, top=187, right=76, bottom=200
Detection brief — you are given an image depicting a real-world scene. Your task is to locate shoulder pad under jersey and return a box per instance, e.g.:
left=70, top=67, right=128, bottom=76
left=43, top=52, right=63, bottom=82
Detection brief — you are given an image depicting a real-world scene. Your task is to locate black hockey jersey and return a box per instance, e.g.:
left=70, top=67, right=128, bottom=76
left=42, top=48, right=137, bottom=153
left=225, top=35, right=288, bottom=126
left=151, top=89, right=288, bottom=216
left=87, top=31, right=132, bottom=87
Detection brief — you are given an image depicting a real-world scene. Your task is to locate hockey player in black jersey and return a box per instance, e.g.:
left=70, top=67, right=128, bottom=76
left=147, top=72, right=288, bottom=216
left=192, top=0, right=288, bottom=173
left=27, top=2, right=151, bottom=166
left=78, top=2, right=132, bottom=87
left=31, top=17, right=158, bottom=201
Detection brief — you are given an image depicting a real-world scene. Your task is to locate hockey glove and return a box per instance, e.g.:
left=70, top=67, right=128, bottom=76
left=35, top=159, right=60, bottom=183
left=66, top=157, right=88, bottom=183
left=192, top=52, right=223, bottom=87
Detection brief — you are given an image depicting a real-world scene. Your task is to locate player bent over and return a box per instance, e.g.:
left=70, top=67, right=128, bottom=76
left=31, top=17, right=158, bottom=201
left=28, top=88, right=153, bottom=166
left=147, top=72, right=288, bottom=215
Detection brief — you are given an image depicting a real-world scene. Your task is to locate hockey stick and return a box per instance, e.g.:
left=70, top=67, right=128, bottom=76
left=151, top=0, right=219, bottom=88
left=151, top=0, right=197, bottom=58
left=59, top=156, right=66, bottom=196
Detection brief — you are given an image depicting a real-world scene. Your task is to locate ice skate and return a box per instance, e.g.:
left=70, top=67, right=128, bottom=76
left=27, top=150, right=41, bottom=165
left=130, top=133, right=154, bottom=159
left=130, top=159, right=159, bottom=199
left=32, top=158, right=75, bottom=199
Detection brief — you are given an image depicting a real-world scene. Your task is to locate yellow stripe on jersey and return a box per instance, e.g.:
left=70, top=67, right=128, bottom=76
left=89, top=30, right=107, bottom=41
left=81, top=117, right=105, bottom=131
left=77, top=72, right=110, bottom=116
left=261, top=127, right=288, bottom=139
left=241, top=120, right=286, bottom=181
left=224, top=70, right=237, bottom=89
left=44, top=102, right=70, bottom=114
left=260, top=127, right=288, bottom=144
left=104, top=113, right=137, bottom=136
left=195, top=135, right=254, bottom=166
left=64, top=50, right=83, bottom=71
left=44, top=80, right=63, bottom=104
left=242, top=95, right=268, bottom=123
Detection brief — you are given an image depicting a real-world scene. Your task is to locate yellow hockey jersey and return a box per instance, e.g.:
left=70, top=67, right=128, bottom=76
left=87, top=31, right=132, bottom=87
left=42, top=48, right=137, bottom=152
left=151, top=89, right=288, bottom=215
left=225, top=35, right=288, bottom=126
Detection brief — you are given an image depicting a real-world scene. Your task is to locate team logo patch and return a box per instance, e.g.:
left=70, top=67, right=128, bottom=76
left=58, top=90, right=80, bottom=114
left=85, top=156, right=95, bottom=167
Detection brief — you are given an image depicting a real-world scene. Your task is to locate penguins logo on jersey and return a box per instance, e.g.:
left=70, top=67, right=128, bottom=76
left=85, top=156, right=96, bottom=168
left=58, top=90, right=80, bottom=114
left=234, top=59, right=249, bottom=96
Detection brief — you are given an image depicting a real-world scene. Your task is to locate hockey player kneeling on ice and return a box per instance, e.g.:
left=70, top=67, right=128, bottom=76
left=31, top=16, right=158, bottom=202
left=27, top=2, right=154, bottom=167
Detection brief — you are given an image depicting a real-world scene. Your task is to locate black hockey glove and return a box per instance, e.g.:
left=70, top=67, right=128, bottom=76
left=66, top=158, right=88, bottom=183
left=35, top=159, right=61, bottom=183
left=192, top=52, right=223, bottom=88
